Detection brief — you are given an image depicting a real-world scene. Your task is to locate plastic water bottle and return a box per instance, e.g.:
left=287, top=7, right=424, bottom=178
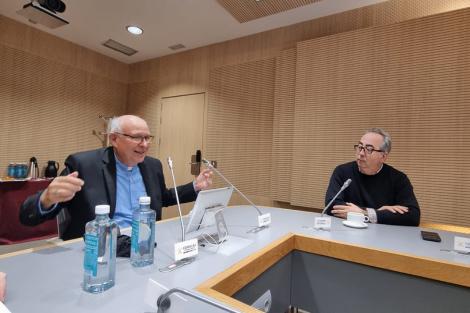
left=82, top=204, right=118, bottom=293
left=131, top=196, right=156, bottom=267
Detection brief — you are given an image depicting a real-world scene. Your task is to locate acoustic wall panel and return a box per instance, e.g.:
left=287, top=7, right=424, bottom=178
left=0, top=44, right=127, bottom=175
left=292, top=9, right=470, bottom=226
left=207, top=59, right=275, bottom=200
left=126, top=79, right=160, bottom=157
left=271, top=49, right=296, bottom=202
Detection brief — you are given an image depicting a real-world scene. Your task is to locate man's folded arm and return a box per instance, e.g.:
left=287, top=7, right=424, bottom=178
left=376, top=174, right=420, bottom=226
left=376, top=206, right=420, bottom=226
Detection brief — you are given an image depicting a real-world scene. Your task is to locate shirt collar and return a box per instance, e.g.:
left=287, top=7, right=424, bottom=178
left=114, top=153, right=134, bottom=172
left=375, top=163, right=384, bottom=174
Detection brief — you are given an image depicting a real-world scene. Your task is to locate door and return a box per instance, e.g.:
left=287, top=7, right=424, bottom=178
left=159, top=93, right=205, bottom=219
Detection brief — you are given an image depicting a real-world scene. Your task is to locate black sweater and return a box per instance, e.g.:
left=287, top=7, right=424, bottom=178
left=325, top=161, right=420, bottom=226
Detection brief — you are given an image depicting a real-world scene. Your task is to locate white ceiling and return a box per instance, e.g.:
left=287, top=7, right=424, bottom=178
left=0, top=0, right=388, bottom=64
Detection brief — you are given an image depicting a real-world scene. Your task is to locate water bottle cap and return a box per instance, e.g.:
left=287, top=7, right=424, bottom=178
left=139, top=196, right=151, bottom=205
left=95, top=204, right=110, bottom=214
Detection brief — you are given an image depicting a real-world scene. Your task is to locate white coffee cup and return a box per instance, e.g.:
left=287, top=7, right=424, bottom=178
left=347, top=212, right=369, bottom=224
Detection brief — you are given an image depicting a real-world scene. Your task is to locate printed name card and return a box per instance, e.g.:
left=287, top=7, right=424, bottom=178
left=314, top=217, right=331, bottom=230
left=174, top=238, right=198, bottom=261
left=454, top=236, right=470, bottom=254
left=258, top=213, right=271, bottom=227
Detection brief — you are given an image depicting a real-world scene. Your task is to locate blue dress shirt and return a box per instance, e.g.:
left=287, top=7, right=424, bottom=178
left=113, top=157, right=148, bottom=228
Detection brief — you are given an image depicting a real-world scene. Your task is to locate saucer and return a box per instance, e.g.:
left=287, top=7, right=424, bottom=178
left=343, top=220, right=368, bottom=229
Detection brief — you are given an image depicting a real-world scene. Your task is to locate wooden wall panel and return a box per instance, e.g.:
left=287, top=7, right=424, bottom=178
left=293, top=8, right=470, bottom=226
left=1, top=0, right=467, bottom=228
left=127, top=0, right=470, bottom=224
left=207, top=59, right=275, bottom=204
left=271, top=49, right=296, bottom=202
left=0, top=16, right=128, bottom=83
left=126, top=79, right=160, bottom=157
left=130, top=1, right=470, bottom=84
left=0, top=44, right=127, bottom=175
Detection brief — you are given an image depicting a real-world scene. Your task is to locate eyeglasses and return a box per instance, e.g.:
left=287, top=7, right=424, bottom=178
left=354, top=144, right=383, bottom=155
left=115, top=132, right=155, bottom=144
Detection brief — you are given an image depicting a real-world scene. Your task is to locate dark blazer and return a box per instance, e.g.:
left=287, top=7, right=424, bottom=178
left=20, top=147, right=197, bottom=240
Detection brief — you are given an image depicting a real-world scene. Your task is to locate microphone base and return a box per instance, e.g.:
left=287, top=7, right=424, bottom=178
left=246, top=225, right=269, bottom=234
left=158, top=257, right=196, bottom=273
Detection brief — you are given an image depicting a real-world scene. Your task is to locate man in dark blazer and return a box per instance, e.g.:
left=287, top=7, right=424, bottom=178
left=20, top=115, right=213, bottom=240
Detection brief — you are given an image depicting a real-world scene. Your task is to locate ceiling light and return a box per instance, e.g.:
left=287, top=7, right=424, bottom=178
left=126, top=25, right=143, bottom=35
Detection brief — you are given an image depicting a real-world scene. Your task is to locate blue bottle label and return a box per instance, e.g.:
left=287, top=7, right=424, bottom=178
left=131, top=220, right=139, bottom=253
left=84, top=233, right=99, bottom=276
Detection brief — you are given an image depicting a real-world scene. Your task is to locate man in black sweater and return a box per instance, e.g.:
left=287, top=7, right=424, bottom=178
left=325, top=128, right=420, bottom=226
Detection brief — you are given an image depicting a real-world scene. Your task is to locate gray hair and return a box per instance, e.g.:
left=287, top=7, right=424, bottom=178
left=107, top=116, right=122, bottom=134
left=365, top=128, right=392, bottom=153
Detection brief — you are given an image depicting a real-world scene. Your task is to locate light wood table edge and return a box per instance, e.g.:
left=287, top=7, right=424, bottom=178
left=420, top=222, right=470, bottom=235
left=294, top=234, right=470, bottom=287
left=197, top=233, right=470, bottom=313
left=197, top=233, right=295, bottom=295
left=0, top=237, right=82, bottom=259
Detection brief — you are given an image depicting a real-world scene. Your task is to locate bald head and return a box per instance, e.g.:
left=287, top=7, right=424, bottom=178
left=108, top=115, right=151, bottom=166
left=108, top=115, right=149, bottom=134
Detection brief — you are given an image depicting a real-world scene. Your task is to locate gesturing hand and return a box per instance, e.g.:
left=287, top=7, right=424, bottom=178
left=194, top=168, right=213, bottom=191
left=40, top=171, right=84, bottom=208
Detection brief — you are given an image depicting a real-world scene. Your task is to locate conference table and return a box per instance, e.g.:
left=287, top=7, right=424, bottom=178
left=0, top=206, right=469, bottom=313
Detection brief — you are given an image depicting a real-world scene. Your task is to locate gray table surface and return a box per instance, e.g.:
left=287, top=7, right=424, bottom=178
left=1, top=206, right=469, bottom=312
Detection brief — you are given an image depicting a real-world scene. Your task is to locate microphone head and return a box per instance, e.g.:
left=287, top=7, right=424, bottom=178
left=344, top=178, right=352, bottom=188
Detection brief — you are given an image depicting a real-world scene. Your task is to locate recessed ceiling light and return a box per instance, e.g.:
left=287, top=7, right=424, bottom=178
left=126, top=25, right=143, bottom=35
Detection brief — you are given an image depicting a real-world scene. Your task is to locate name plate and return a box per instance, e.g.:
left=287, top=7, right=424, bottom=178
left=258, top=213, right=271, bottom=227
left=314, top=217, right=331, bottom=230
left=454, top=236, right=470, bottom=254
left=174, top=238, right=198, bottom=261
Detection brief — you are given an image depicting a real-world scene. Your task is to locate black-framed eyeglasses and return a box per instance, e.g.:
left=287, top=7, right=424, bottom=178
left=354, top=144, right=383, bottom=155
left=115, top=132, right=155, bottom=144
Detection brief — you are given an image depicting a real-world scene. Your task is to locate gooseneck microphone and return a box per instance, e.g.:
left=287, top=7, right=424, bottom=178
left=159, top=157, right=197, bottom=272
left=202, top=159, right=263, bottom=216
left=167, top=157, right=186, bottom=241
left=321, top=178, right=352, bottom=216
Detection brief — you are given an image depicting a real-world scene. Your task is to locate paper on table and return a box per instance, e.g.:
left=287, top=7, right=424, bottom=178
left=0, top=301, right=12, bottom=313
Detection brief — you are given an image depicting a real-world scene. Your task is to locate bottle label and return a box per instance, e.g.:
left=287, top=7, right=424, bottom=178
left=84, top=233, right=99, bottom=276
left=131, top=220, right=140, bottom=253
